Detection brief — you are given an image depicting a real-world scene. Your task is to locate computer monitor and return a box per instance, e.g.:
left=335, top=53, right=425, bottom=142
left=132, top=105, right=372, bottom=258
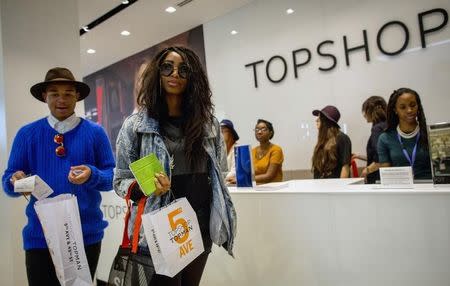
left=428, top=123, right=450, bottom=184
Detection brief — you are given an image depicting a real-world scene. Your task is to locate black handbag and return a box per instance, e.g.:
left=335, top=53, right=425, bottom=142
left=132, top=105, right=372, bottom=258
left=108, top=196, right=154, bottom=286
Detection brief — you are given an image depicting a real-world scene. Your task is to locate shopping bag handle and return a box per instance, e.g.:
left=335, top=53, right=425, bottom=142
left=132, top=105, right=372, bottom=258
left=121, top=184, right=133, bottom=248
left=122, top=180, right=149, bottom=253
left=132, top=196, right=146, bottom=253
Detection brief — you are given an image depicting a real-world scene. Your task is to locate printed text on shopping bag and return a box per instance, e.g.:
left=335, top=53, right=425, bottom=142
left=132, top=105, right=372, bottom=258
left=167, top=207, right=194, bottom=257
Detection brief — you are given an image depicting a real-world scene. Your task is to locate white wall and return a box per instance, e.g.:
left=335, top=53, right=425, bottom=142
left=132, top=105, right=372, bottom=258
left=204, top=0, right=450, bottom=171
left=0, top=0, right=83, bottom=284
left=0, top=4, right=12, bottom=286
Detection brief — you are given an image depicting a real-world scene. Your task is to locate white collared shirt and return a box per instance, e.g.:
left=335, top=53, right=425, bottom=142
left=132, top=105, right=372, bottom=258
left=47, top=113, right=81, bottom=134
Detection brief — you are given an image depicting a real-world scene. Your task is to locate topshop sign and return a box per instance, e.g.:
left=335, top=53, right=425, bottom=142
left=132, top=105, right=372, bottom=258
left=245, top=8, right=448, bottom=88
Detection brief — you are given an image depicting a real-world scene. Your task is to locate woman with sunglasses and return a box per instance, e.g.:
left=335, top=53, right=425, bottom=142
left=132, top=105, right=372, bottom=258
left=114, top=46, right=236, bottom=285
left=252, top=119, right=284, bottom=184
left=377, top=88, right=432, bottom=179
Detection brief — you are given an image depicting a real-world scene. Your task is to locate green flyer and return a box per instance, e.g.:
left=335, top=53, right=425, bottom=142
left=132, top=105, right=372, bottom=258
left=129, top=153, right=165, bottom=196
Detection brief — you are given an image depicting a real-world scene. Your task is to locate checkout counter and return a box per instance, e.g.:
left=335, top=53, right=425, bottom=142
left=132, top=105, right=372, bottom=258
left=98, top=179, right=450, bottom=285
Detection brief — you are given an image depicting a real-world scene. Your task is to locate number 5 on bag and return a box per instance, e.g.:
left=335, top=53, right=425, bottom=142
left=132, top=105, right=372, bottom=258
left=141, top=197, right=204, bottom=277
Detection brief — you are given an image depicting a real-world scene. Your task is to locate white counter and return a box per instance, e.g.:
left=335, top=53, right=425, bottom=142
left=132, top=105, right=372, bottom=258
left=98, top=179, right=450, bottom=285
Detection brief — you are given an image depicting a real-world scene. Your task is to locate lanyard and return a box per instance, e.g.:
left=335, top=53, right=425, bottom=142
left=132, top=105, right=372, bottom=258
left=396, top=132, right=420, bottom=168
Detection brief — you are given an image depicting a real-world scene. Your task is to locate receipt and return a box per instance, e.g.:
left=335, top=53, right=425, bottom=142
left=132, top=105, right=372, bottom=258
left=14, top=175, right=54, bottom=200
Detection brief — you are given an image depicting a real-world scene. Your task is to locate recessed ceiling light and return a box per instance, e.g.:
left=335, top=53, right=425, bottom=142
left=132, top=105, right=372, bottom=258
left=87, top=49, right=96, bottom=54
left=286, top=8, right=294, bottom=14
left=121, top=30, right=131, bottom=36
left=165, top=6, right=176, bottom=13
left=230, top=30, right=238, bottom=35
left=121, top=0, right=129, bottom=4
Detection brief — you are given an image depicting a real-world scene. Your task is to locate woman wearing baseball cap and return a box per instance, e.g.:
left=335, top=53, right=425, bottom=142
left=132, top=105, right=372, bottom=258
left=312, top=105, right=352, bottom=179
left=220, top=119, right=239, bottom=184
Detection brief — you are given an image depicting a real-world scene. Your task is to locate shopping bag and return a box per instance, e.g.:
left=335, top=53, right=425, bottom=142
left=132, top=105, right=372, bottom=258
left=122, top=251, right=155, bottom=286
left=108, top=246, right=130, bottom=286
left=235, top=144, right=254, bottom=187
left=34, top=194, right=92, bottom=286
left=108, top=196, right=154, bottom=286
left=142, top=197, right=204, bottom=277
left=109, top=247, right=155, bottom=286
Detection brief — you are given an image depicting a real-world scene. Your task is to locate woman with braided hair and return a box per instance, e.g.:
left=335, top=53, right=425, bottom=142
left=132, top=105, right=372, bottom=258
left=377, top=88, right=432, bottom=179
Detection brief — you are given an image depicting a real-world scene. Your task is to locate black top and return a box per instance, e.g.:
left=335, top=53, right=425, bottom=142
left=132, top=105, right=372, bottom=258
left=161, top=117, right=207, bottom=175
left=366, top=121, right=387, bottom=184
left=161, top=117, right=212, bottom=250
left=378, top=129, right=432, bottom=180
left=314, top=132, right=352, bottom=179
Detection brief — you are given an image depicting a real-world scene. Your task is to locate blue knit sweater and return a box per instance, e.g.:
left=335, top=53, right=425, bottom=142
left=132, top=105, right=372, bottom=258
left=2, top=118, right=115, bottom=250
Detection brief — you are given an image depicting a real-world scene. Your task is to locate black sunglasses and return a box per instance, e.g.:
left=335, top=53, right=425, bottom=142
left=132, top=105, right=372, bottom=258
left=159, top=62, right=190, bottom=79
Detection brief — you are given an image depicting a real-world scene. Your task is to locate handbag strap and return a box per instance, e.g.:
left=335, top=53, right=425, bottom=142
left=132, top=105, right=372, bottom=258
left=132, top=196, right=146, bottom=253
left=121, top=189, right=132, bottom=248
left=124, top=134, right=147, bottom=253
left=121, top=180, right=147, bottom=251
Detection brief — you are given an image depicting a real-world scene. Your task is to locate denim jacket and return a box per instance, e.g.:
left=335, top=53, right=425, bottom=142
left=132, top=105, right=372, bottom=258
left=113, top=111, right=236, bottom=256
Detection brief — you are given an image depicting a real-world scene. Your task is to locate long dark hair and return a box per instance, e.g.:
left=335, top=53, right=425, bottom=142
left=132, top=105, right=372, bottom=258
left=386, top=87, right=428, bottom=147
left=137, top=46, right=214, bottom=168
left=312, top=115, right=340, bottom=177
left=362, top=96, right=387, bottom=124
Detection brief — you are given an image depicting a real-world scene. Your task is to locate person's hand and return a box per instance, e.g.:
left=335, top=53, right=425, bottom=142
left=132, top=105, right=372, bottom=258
left=226, top=176, right=236, bottom=185
left=68, top=165, right=91, bottom=185
left=10, top=170, right=27, bottom=186
left=154, top=172, right=171, bottom=196
left=361, top=167, right=368, bottom=178
left=10, top=171, right=31, bottom=197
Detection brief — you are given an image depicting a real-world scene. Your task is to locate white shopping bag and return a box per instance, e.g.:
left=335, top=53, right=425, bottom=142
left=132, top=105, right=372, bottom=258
left=142, top=197, right=204, bottom=277
left=34, top=194, right=93, bottom=286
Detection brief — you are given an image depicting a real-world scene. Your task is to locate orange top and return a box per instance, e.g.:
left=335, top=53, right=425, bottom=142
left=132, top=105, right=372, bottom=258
left=252, top=144, right=284, bottom=182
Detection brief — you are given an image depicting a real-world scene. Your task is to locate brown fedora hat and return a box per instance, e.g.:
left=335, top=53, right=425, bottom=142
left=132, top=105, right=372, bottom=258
left=30, top=67, right=90, bottom=102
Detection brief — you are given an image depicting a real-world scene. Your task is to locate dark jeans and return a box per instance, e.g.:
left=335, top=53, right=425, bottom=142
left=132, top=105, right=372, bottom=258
left=151, top=250, right=209, bottom=286
left=25, top=242, right=101, bottom=286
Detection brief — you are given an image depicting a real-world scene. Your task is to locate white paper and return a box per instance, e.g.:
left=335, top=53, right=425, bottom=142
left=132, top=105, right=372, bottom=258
left=14, top=175, right=54, bottom=200
left=255, top=182, right=289, bottom=191
left=379, top=167, right=414, bottom=188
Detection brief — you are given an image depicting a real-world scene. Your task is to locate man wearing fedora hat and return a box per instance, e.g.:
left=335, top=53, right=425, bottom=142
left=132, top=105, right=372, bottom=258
left=2, top=67, right=115, bottom=285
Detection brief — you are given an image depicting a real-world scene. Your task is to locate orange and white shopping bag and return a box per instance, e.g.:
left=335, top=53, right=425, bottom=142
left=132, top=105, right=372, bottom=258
left=142, top=197, right=204, bottom=277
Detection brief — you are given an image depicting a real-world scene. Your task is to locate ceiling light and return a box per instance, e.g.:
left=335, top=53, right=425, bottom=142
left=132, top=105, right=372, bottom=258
left=87, top=49, right=96, bottom=54
left=286, top=8, right=294, bottom=15
left=121, top=30, right=131, bottom=36
left=82, top=26, right=90, bottom=32
left=230, top=30, right=238, bottom=35
left=165, top=6, right=176, bottom=13
left=121, top=1, right=129, bottom=4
